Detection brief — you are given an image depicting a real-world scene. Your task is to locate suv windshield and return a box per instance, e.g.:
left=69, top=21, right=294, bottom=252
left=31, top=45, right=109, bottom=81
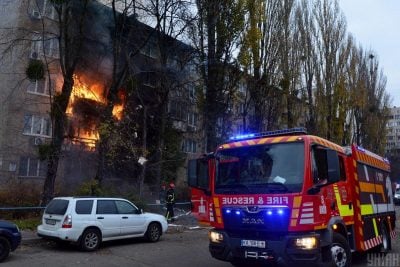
left=215, top=142, right=304, bottom=194
left=45, top=199, right=69, bottom=215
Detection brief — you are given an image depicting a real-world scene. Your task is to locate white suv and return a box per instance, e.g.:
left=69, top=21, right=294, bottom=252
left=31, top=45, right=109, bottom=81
left=37, top=197, right=168, bottom=251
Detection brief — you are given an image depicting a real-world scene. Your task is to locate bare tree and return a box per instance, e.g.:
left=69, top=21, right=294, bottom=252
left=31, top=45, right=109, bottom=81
left=41, top=0, right=91, bottom=205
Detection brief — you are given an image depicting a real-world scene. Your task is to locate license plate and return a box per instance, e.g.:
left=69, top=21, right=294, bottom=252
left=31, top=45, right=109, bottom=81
left=46, top=219, right=56, bottom=225
left=241, top=239, right=266, bottom=248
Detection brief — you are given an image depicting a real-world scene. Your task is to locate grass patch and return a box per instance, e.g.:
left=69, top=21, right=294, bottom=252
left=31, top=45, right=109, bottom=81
left=12, top=217, right=41, bottom=230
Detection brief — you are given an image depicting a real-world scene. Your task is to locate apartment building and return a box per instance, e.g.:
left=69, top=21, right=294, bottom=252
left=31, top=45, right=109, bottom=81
left=0, top=1, right=62, bottom=186
left=386, top=106, right=400, bottom=154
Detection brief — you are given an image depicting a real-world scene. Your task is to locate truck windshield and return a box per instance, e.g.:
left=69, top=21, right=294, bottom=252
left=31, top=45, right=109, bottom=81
left=215, top=142, right=304, bottom=194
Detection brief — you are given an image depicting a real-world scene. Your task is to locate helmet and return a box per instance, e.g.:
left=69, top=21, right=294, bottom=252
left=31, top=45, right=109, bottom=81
left=169, top=183, right=175, bottom=188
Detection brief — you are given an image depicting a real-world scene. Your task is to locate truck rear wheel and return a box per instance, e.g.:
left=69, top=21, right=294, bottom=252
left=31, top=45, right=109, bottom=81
left=380, top=224, right=391, bottom=252
left=330, top=232, right=351, bottom=267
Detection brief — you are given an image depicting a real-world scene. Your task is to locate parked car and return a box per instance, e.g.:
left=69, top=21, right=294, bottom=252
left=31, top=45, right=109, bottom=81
left=394, top=188, right=400, bottom=205
left=0, top=220, right=21, bottom=262
left=37, top=197, right=168, bottom=251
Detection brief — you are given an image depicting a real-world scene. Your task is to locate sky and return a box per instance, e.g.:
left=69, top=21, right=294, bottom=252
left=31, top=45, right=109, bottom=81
left=339, top=0, right=400, bottom=107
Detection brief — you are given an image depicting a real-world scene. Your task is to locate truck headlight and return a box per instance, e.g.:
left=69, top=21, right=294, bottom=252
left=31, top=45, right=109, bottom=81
left=292, top=236, right=318, bottom=249
left=209, top=230, right=224, bottom=243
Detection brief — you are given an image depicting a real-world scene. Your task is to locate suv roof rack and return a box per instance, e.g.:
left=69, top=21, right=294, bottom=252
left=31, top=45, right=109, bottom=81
left=228, top=127, right=307, bottom=142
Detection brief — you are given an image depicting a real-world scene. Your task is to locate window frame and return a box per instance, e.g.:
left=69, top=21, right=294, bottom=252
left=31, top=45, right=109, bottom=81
left=18, top=156, right=47, bottom=178
left=23, top=114, right=52, bottom=137
left=31, top=32, right=59, bottom=59
left=27, top=77, right=54, bottom=96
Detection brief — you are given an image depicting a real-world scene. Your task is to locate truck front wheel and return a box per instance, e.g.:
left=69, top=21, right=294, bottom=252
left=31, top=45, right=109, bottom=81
left=330, top=232, right=351, bottom=267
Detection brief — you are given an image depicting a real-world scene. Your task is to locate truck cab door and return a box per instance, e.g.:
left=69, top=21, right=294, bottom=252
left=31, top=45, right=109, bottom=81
left=188, top=158, right=212, bottom=225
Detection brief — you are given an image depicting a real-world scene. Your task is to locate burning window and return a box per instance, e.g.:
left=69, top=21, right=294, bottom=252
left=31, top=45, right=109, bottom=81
left=65, top=75, right=125, bottom=149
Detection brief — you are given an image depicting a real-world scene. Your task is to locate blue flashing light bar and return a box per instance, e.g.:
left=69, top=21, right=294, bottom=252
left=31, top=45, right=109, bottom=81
left=229, top=127, right=307, bottom=142
left=357, top=146, right=366, bottom=152
left=229, top=133, right=255, bottom=140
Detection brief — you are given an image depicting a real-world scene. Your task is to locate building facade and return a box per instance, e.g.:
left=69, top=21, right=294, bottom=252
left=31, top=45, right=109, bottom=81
left=0, top=1, right=61, bottom=188
left=386, top=106, right=400, bottom=154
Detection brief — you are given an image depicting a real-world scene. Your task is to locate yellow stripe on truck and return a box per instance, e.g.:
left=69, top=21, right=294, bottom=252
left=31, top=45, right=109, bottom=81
left=333, top=185, right=354, bottom=217
left=361, top=204, right=373, bottom=215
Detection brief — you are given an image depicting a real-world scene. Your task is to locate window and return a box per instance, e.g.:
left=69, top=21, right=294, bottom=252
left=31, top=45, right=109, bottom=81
left=237, top=102, right=245, bottom=114
left=31, top=33, right=59, bottom=59
left=45, top=199, right=69, bottom=215
left=142, top=72, right=156, bottom=88
left=23, top=114, right=52, bottom=136
left=27, top=78, right=53, bottom=95
left=182, top=139, right=197, bottom=153
left=339, top=156, right=346, bottom=181
left=76, top=200, right=94, bottom=214
left=188, top=87, right=195, bottom=99
left=215, top=142, right=304, bottom=193
left=169, top=100, right=187, bottom=121
left=238, top=81, right=246, bottom=93
left=187, top=112, right=198, bottom=126
left=31, top=0, right=56, bottom=19
left=9, top=162, right=16, bottom=172
left=19, top=157, right=47, bottom=177
left=97, top=200, right=118, bottom=214
left=140, top=42, right=158, bottom=59
left=115, top=200, right=139, bottom=214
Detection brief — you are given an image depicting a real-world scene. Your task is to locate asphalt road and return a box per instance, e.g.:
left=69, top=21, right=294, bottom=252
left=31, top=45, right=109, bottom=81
left=4, top=207, right=400, bottom=267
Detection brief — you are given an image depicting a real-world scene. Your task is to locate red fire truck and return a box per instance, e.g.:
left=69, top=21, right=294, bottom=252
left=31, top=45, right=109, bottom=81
left=188, top=128, right=396, bottom=267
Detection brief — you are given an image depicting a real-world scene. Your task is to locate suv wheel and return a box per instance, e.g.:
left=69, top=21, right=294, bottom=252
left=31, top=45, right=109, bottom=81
left=0, top=236, right=11, bottom=262
left=146, top=223, right=161, bottom=242
left=80, top=229, right=101, bottom=251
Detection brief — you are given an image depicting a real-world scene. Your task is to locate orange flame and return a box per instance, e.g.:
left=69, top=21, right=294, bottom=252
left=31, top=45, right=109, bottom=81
left=112, top=90, right=126, bottom=120
left=66, top=75, right=125, bottom=149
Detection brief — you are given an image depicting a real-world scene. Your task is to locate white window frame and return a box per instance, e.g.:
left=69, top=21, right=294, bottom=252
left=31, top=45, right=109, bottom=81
left=31, top=32, right=59, bottom=59
left=182, top=139, right=197, bottom=153
left=27, top=77, right=54, bottom=96
left=18, top=157, right=47, bottom=178
left=187, top=112, right=197, bottom=127
left=23, top=114, right=52, bottom=137
left=32, top=0, right=56, bottom=20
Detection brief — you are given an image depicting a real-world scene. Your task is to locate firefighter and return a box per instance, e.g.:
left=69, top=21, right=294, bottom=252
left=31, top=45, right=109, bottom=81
left=165, top=183, right=175, bottom=221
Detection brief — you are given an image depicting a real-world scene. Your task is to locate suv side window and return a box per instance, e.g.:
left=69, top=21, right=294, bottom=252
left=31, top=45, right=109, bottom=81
left=115, top=200, right=140, bottom=214
left=96, top=200, right=118, bottom=214
left=75, top=200, right=94, bottom=214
